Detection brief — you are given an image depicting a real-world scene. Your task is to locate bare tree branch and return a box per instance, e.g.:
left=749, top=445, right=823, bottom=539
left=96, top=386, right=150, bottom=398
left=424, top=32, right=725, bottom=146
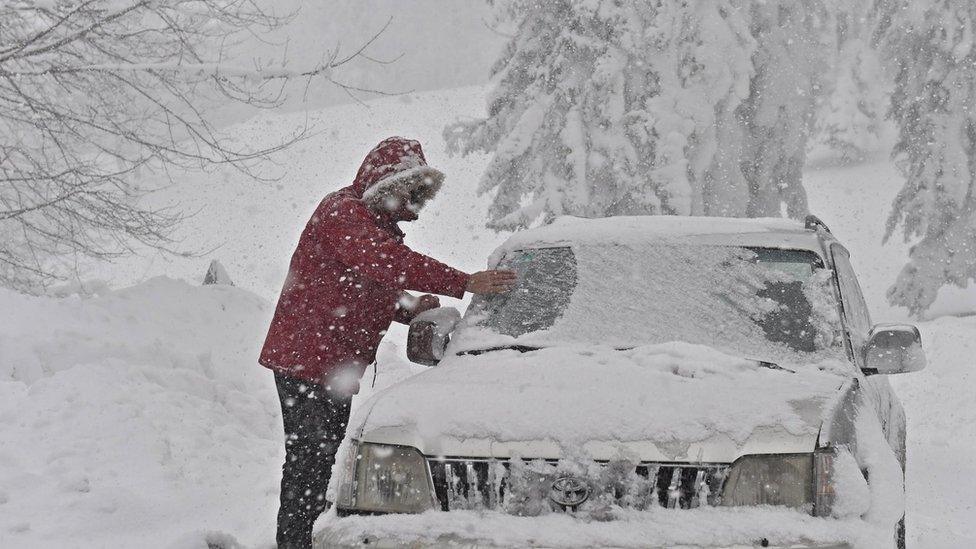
left=0, top=0, right=393, bottom=291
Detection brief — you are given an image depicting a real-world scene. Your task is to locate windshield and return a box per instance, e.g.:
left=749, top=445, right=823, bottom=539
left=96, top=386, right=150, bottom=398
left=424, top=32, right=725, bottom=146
left=452, top=243, right=844, bottom=364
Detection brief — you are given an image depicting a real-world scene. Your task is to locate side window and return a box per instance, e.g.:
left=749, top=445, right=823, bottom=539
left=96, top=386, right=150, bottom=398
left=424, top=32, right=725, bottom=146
left=831, top=246, right=872, bottom=357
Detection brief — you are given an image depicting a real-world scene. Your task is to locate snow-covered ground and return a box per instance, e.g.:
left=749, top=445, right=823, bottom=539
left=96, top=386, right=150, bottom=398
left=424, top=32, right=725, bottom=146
left=894, top=316, right=976, bottom=547
left=1, top=86, right=973, bottom=548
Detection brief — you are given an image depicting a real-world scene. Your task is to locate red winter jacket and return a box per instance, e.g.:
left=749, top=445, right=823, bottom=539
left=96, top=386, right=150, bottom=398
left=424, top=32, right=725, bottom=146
left=259, top=137, right=470, bottom=383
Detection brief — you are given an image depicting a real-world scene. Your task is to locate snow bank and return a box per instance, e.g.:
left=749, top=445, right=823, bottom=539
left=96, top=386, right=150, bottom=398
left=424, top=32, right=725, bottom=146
left=0, top=279, right=282, bottom=548
left=890, top=316, right=976, bottom=546
left=0, top=277, right=424, bottom=548
left=1, top=277, right=268, bottom=384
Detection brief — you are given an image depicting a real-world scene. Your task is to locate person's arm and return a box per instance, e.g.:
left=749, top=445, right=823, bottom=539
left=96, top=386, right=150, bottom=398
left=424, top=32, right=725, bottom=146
left=320, top=199, right=469, bottom=297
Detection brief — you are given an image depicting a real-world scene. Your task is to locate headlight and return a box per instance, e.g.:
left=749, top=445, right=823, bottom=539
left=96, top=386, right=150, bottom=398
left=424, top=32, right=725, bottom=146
left=338, top=441, right=435, bottom=514
left=721, top=453, right=814, bottom=509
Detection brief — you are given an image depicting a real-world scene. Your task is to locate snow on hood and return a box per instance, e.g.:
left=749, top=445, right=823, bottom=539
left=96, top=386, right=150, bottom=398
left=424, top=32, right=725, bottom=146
left=351, top=342, right=848, bottom=461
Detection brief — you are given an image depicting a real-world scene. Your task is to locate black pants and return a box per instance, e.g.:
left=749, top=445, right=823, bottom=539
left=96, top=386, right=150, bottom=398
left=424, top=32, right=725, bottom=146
left=275, top=372, right=353, bottom=549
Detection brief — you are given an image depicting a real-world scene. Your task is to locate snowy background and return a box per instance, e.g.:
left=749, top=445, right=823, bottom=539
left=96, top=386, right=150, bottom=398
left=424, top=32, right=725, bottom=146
left=2, top=83, right=973, bottom=549
left=2, top=1, right=975, bottom=548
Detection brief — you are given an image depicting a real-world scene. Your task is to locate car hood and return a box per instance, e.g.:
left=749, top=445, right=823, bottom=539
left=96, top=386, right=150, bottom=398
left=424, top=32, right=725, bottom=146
left=350, top=343, right=850, bottom=463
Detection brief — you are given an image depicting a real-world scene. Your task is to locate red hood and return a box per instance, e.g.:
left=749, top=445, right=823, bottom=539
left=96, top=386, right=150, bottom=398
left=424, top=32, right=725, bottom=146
left=352, top=136, right=444, bottom=198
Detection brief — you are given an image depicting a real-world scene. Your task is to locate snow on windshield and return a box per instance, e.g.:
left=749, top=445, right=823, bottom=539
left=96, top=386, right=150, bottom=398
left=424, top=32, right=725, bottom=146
left=452, top=243, right=843, bottom=365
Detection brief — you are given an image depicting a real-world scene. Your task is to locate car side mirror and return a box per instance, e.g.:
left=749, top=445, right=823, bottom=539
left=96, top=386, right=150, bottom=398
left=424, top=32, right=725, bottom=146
left=407, top=307, right=461, bottom=366
left=862, top=324, right=926, bottom=375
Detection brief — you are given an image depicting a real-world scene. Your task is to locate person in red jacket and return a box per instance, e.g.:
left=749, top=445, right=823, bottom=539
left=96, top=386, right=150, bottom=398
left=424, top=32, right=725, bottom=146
left=260, top=136, right=515, bottom=549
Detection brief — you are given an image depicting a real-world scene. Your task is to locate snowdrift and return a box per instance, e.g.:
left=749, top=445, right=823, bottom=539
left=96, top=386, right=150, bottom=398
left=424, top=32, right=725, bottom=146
left=0, top=279, right=283, bottom=548
left=0, top=277, right=424, bottom=548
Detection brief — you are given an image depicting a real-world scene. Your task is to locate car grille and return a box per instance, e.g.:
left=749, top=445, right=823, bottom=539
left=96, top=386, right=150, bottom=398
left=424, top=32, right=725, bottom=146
left=428, top=458, right=730, bottom=513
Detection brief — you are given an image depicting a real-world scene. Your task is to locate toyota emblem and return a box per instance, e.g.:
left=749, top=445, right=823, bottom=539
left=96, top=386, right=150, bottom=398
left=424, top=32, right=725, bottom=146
left=549, top=476, right=591, bottom=508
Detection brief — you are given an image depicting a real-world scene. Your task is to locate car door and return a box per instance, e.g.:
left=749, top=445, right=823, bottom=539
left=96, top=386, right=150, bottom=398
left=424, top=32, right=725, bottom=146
left=831, top=244, right=907, bottom=464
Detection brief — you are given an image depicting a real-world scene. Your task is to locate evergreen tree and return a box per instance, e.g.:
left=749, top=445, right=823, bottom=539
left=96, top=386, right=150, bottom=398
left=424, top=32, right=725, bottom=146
left=444, top=0, right=755, bottom=230
left=881, top=0, right=976, bottom=316
left=736, top=0, right=828, bottom=218
left=447, top=0, right=833, bottom=229
left=675, top=1, right=756, bottom=217
left=812, top=1, right=887, bottom=161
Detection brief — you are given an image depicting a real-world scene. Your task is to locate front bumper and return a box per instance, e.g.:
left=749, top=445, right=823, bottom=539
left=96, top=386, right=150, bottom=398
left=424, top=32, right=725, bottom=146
left=318, top=533, right=850, bottom=549
left=316, top=507, right=879, bottom=549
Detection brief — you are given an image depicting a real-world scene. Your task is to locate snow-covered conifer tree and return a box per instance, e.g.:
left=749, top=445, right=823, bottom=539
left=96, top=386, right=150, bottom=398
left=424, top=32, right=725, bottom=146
left=880, top=1, right=976, bottom=316
left=736, top=0, right=828, bottom=218
left=812, top=1, right=887, bottom=161
left=673, top=1, right=756, bottom=217
left=814, top=39, right=886, bottom=159
left=445, top=0, right=755, bottom=230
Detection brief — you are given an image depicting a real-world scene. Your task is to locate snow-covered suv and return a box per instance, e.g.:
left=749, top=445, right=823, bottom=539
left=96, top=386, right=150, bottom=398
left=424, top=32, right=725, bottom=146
left=324, top=216, right=924, bottom=549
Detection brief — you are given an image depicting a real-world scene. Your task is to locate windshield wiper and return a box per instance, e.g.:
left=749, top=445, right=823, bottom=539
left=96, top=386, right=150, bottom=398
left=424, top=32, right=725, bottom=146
left=458, top=347, right=796, bottom=373
left=458, top=345, right=542, bottom=356
left=752, top=359, right=796, bottom=373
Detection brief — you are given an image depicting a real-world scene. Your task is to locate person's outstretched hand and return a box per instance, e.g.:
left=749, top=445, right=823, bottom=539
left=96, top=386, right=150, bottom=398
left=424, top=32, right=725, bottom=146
left=466, top=270, right=518, bottom=294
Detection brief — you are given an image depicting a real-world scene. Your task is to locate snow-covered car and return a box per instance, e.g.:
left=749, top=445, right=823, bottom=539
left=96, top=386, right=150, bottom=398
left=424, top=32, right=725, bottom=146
left=324, top=215, right=924, bottom=549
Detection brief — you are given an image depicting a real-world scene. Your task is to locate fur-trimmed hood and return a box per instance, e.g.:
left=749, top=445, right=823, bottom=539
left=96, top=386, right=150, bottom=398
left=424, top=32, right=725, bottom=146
left=352, top=137, right=445, bottom=211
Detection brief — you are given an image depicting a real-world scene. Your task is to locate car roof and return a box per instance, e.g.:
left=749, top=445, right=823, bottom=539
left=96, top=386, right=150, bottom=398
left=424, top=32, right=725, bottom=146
left=494, top=215, right=832, bottom=260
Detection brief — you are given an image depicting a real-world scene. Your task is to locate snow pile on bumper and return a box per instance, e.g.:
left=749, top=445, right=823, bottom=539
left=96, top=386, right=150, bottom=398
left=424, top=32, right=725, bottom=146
left=317, top=506, right=888, bottom=548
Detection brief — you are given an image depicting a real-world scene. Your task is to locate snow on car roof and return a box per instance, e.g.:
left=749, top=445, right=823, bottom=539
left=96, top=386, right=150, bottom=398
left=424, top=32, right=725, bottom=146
left=493, top=215, right=825, bottom=261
